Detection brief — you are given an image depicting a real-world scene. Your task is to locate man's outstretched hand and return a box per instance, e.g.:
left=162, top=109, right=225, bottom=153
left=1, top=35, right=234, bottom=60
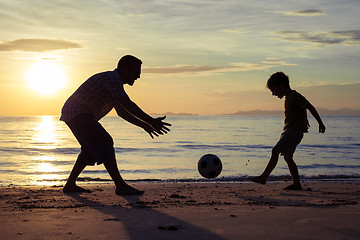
left=145, top=116, right=171, bottom=138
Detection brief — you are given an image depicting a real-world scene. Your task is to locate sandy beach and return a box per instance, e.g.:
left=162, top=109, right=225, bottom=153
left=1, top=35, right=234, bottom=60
left=1, top=181, right=359, bottom=240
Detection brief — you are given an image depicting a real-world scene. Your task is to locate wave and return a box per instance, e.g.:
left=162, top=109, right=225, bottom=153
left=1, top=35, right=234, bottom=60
left=0, top=147, right=80, bottom=155
left=177, top=144, right=272, bottom=151
left=0, top=146, right=180, bottom=155
left=29, top=174, right=360, bottom=185
left=301, top=143, right=360, bottom=149
left=1, top=142, right=358, bottom=156
left=298, top=164, right=360, bottom=169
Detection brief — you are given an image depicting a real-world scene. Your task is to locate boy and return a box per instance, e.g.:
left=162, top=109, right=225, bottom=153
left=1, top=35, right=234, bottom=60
left=60, top=55, right=171, bottom=195
left=249, top=72, right=326, bottom=190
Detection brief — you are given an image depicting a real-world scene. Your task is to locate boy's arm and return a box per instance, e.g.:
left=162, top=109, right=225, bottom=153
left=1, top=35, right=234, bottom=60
left=305, top=103, right=326, bottom=133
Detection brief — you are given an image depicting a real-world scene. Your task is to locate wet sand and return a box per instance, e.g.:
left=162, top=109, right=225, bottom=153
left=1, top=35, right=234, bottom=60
left=1, top=181, right=359, bottom=240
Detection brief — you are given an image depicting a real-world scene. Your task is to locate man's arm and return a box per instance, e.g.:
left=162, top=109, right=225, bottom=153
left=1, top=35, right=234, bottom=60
left=116, top=96, right=171, bottom=137
left=115, top=103, right=162, bottom=138
left=306, top=103, right=326, bottom=133
left=119, top=95, right=154, bottom=124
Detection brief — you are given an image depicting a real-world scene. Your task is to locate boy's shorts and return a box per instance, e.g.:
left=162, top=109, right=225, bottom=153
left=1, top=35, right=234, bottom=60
left=274, top=131, right=303, bottom=157
left=66, top=114, right=115, bottom=166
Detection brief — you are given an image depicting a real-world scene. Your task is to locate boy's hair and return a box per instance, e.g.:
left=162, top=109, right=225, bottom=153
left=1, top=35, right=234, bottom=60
left=117, top=55, right=142, bottom=69
left=266, top=72, right=290, bottom=89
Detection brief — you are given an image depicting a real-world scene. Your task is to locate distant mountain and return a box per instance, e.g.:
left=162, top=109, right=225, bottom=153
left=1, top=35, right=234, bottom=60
left=225, top=108, right=360, bottom=116
left=225, top=109, right=283, bottom=116
left=151, top=108, right=360, bottom=116
left=316, top=108, right=360, bottom=116
left=151, top=112, right=199, bottom=116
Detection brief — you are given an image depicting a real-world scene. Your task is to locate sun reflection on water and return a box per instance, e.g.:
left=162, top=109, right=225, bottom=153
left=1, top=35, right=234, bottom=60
left=31, top=156, right=64, bottom=186
left=33, top=115, right=59, bottom=149
left=31, top=116, right=64, bottom=185
left=35, top=156, right=57, bottom=172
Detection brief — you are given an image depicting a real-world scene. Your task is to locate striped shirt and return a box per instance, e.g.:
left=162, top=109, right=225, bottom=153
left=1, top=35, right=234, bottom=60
left=60, top=69, right=128, bottom=122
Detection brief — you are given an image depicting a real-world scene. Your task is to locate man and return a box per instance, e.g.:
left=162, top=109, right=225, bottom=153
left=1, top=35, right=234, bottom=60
left=60, top=55, right=171, bottom=195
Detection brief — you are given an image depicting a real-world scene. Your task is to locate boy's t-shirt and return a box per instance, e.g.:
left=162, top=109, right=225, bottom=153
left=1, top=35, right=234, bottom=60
left=283, top=90, right=310, bottom=133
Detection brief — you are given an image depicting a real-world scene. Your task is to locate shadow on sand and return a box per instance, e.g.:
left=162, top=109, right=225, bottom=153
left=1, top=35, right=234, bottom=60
left=67, top=191, right=226, bottom=240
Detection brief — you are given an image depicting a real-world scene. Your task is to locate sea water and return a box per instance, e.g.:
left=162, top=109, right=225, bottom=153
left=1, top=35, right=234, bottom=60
left=0, top=115, right=359, bottom=186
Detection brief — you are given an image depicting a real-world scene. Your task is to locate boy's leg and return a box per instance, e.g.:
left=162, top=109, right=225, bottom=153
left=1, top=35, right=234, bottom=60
left=249, top=147, right=280, bottom=185
left=103, top=157, right=144, bottom=195
left=283, top=155, right=302, bottom=190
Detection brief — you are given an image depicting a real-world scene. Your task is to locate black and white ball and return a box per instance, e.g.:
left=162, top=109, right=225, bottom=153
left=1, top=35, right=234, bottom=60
left=198, top=154, right=222, bottom=179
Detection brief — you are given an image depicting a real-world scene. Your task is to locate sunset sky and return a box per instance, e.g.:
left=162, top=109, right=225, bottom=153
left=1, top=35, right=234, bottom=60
left=0, top=0, right=359, bottom=116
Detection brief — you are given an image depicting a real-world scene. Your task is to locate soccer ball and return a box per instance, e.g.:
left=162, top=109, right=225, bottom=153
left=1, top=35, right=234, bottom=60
left=198, top=154, right=222, bottom=179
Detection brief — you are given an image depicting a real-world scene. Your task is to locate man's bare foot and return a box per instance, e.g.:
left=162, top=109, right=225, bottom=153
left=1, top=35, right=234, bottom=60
left=63, top=184, right=91, bottom=193
left=283, top=184, right=302, bottom=190
left=248, top=176, right=266, bottom=185
left=116, top=184, right=144, bottom=195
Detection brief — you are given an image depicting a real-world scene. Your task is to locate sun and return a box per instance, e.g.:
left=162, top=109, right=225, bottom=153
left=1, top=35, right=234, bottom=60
left=27, top=60, right=67, bottom=95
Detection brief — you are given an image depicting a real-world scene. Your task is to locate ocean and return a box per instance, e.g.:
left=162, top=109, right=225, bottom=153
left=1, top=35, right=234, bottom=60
left=0, top=115, right=359, bottom=186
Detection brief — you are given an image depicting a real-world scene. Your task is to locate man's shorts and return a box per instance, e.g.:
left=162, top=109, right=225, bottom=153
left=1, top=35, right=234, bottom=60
left=274, top=131, right=303, bottom=157
left=66, top=114, right=115, bottom=166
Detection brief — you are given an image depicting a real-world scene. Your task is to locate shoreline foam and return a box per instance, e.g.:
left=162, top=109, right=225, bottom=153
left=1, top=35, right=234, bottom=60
left=3, top=174, right=360, bottom=187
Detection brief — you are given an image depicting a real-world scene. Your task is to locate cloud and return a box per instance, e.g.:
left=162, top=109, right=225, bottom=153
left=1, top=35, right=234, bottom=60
left=273, top=9, right=326, bottom=16
left=143, top=61, right=296, bottom=76
left=261, top=60, right=298, bottom=66
left=272, top=30, right=360, bottom=47
left=286, top=9, right=326, bottom=16
left=0, top=39, right=82, bottom=52
left=220, top=29, right=247, bottom=34
left=144, top=63, right=271, bottom=76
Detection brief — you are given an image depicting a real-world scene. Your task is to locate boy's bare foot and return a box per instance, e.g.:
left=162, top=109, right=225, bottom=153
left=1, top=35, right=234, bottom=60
left=283, top=184, right=302, bottom=190
left=63, top=184, right=92, bottom=193
left=248, top=176, right=266, bottom=185
left=116, top=184, right=144, bottom=195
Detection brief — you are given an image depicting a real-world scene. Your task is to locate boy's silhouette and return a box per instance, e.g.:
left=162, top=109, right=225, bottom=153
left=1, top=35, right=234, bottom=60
left=249, top=72, right=325, bottom=190
left=60, top=55, right=171, bottom=195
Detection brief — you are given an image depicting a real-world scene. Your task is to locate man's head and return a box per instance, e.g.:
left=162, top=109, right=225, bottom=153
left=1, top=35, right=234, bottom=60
left=266, top=72, right=291, bottom=99
left=117, top=55, right=142, bottom=86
